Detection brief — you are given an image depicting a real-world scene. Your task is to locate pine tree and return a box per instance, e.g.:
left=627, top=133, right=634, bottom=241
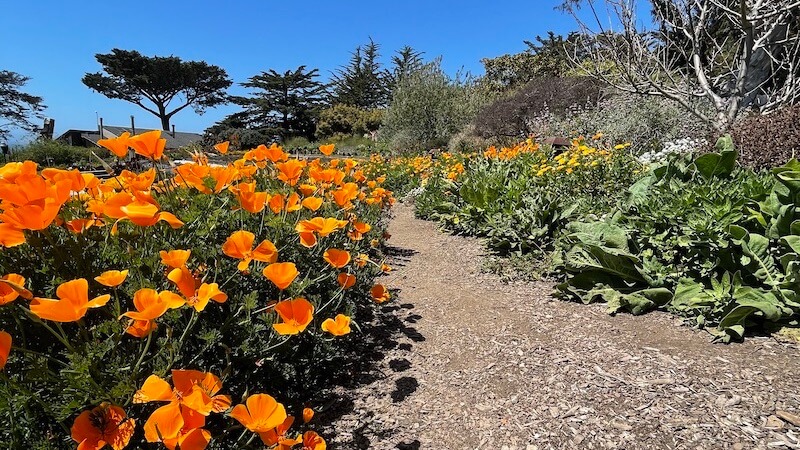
left=386, top=46, right=425, bottom=90
left=236, top=66, right=326, bottom=140
left=330, top=38, right=389, bottom=108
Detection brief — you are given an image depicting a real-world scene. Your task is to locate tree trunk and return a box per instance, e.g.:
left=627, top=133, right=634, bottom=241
left=158, top=104, right=170, bottom=131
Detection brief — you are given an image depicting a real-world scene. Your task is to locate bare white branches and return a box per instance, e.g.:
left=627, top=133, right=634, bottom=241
left=563, top=0, right=800, bottom=130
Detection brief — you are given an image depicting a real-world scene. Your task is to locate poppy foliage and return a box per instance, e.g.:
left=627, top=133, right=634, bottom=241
left=0, top=134, right=396, bottom=448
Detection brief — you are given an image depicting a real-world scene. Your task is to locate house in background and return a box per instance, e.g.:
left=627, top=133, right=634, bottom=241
left=57, top=123, right=203, bottom=150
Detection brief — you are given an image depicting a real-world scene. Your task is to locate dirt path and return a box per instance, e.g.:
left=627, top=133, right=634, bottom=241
left=321, top=204, right=800, bottom=450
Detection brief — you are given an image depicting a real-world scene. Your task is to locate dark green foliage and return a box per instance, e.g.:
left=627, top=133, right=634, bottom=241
left=330, top=38, right=390, bottom=109
left=10, top=140, right=94, bottom=168
left=0, top=70, right=45, bottom=141
left=83, top=49, right=232, bottom=130
left=316, top=104, right=383, bottom=139
left=233, top=66, right=327, bottom=141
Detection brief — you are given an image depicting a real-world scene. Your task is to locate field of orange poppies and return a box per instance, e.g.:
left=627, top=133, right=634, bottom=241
left=0, top=131, right=395, bottom=448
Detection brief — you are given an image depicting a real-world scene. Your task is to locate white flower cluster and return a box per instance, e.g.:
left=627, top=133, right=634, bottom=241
left=401, top=185, right=426, bottom=202
left=638, top=137, right=707, bottom=164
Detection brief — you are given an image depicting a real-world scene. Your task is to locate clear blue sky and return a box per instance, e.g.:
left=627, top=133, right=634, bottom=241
left=1, top=0, right=592, bottom=143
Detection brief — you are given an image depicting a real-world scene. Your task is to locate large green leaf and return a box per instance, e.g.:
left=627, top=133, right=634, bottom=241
left=693, top=135, right=737, bottom=180
left=729, top=225, right=781, bottom=286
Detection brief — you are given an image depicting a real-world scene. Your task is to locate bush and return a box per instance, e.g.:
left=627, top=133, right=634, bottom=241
left=11, top=140, right=94, bottom=168
left=379, top=60, right=492, bottom=153
left=315, top=104, right=383, bottom=139
left=0, top=133, right=395, bottom=447
left=472, top=76, right=603, bottom=140
left=728, top=105, right=800, bottom=169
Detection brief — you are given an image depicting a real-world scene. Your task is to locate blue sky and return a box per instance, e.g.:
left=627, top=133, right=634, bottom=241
left=1, top=0, right=589, bottom=143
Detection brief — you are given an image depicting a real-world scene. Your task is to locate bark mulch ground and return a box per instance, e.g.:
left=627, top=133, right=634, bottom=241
left=318, top=204, right=800, bottom=450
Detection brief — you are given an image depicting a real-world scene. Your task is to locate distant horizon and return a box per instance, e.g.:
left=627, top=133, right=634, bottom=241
left=0, top=0, right=648, bottom=146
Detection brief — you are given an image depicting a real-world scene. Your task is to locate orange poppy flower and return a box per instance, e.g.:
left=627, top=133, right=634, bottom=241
left=209, top=165, right=237, bottom=193
left=167, top=267, right=228, bottom=312
left=129, top=130, right=166, bottom=160
left=126, top=318, right=157, bottom=338
left=273, top=298, right=314, bottom=335
left=323, top=249, right=351, bottom=268
left=381, top=263, right=392, bottom=273
left=258, top=416, right=298, bottom=448
left=230, top=393, right=288, bottom=436
left=116, top=201, right=183, bottom=229
left=298, top=231, right=317, bottom=248
left=164, top=423, right=210, bottom=450
left=337, top=273, right=356, bottom=289
left=348, top=221, right=372, bottom=240
left=268, top=194, right=285, bottom=214
left=301, top=196, right=323, bottom=211
left=94, top=270, right=129, bottom=288
left=275, top=160, right=306, bottom=186
left=175, top=163, right=212, bottom=194
left=301, top=431, right=327, bottom=450
left=370, top=284, right=390, bottom=304
left=135, top=370, right=230, bottom=443
left=222, top=230, right=278, bottom=271
left=229, top=182, right=268, bottom=214
left=0, top=273, right=30, bottom=305
left=121, top=288, right=185, bottom=321
left=263, top=263, right=299, bottom=290
left=295, top=217, right=348, bottom=242
left=160, top=249, right=191, bottom=268
left=319, top=144, right=335, bottom=156
left=65, top=218, right=103, bottom=234
left=321, top=314, right=351, bottom=336
left=298, top=184, right=317, bottom=197
left=0, top=331, right=10, bottom=370
left=71, top=402, right=135, bottom=450
left=98, top=132, right=131, bottom=158
left=0, top=223, right=25, bottom=247
left=214, top=141, right=229, bottom=154
left=286, top=193, right=302, bottom=212
left=0, top=174, right=71, bottom=231
left=303, top=407, right=314, bottom=424
left=30, top=278, right=111, bottom=322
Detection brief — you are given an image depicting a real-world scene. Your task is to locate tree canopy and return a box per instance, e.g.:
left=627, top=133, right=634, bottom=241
left=330, top=39, right=390, bottom=109
left=82, top=49, right=231, bottom=131
left=0, top=70, right=45, bottom=141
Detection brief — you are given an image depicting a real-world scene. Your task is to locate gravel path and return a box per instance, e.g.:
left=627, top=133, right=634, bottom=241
left=320, top=204, right=800, bottom=449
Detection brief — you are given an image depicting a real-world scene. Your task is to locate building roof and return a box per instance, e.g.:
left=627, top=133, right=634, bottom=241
left=57, top=125, right=204, bottom=149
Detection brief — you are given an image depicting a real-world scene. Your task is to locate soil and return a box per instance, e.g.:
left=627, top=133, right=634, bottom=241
left=318, top=204, right=800, bottom=450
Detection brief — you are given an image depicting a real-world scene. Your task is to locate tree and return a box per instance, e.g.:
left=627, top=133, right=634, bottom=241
left=330, top=38, right=390, bottom=108
left=235, top=66, right=326, bottom=140
left=385, top=46, right=425, bottom=89
left=561, top=0, right=800, bottom=130
left=0, top=70, right=45, bottom=141
left=480, top=32, right=586, bottom=91
left=83, top=49, right=231, bottom=131
left=380, top=59, right=491, bottom=152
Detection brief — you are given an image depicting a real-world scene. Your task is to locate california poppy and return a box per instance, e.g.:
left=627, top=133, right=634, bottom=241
left=323, top=249, right=351, bottom=268
left=275, top=160, right=306, bottom=186
left=30, top=278, right=111, bottom=322
left=301, top=431, right=327, bottom=450
left=258, top=416, right=298, bottom=448
left=231, top=393, right=288, bottom=434
left=273, top=298, right=314, bottom=335
left=129, top=130, right=166, bottom=160
left=71, top=403, right=135, bottom=450
left=0, top=331, right=10, bottom=369
left=222, top=230, right=278, bottom=271
left=370, top=284, right=390, bottom=304
left=303, top=407, right=314, bottom=424
left=160, top=250, right=191, bottom=269
left=301, top=196, right=323, bottom=212
left=319, top=144, right=335, bottom=156
left=0, top=223, right=25, bottom=247
left=121, top=288, right=185, bottom=322
left=126, top=318, right=157, bottom=338
left=263, top=263, right=299, bottom=290
left=167, top=267, right=228, bottom=312
left=98, top=132, right=131, bottom=158
left=321, top=314, right=351, bottom=336
left=337, top=273, right=356, bottom=289
left=348, top=221, right=372, bottom=240
left=268, top=193, right=285, bottom=214
left=0, top=273, right=30, bottom=305
left=229, top=182, right=268, bottom=214
left=94, top=270, right=129, bottom=288
left=285, top=193, right=302, bottom=212
left=214, top=141, right=230, bottom=154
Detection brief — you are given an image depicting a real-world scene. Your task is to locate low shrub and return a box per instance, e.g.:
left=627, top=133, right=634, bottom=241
left=11, top=140, right=95, bottom=168
left=728, top=105, right=800, bottom=169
